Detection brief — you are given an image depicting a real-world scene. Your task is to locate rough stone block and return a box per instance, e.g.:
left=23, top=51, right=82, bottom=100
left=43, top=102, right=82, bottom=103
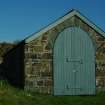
left=44, top=80, right=52, bottom=86
left=45, top=43, right=51, bottom=51
left=41, top=71, right=52, bottom=77
left=37, top=80, right=43, bottom=86
left=42, top=52, right=52, bottom=59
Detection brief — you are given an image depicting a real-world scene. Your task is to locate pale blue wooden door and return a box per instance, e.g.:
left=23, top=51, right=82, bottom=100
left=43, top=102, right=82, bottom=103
left=53, top=27, right=95, bottom=95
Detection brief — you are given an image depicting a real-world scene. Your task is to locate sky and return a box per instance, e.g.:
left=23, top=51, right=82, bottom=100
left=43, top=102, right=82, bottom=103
left=0, top=0, right=105, bottom=42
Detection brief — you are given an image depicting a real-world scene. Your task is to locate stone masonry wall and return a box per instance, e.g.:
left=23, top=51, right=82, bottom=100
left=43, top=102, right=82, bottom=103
left=24, top=15, right=105, bottom=94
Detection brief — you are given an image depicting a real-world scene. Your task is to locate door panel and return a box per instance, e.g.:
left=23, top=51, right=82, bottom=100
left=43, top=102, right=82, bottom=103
left=54, top=27, right=95, bottom=95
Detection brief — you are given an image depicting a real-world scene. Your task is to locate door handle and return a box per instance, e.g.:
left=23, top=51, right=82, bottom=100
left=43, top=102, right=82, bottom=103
left=66, top=58, right=83, bottom=64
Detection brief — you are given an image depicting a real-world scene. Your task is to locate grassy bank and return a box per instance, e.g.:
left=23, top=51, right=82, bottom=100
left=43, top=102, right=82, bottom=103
left=0, top=81, right=104, bottom=105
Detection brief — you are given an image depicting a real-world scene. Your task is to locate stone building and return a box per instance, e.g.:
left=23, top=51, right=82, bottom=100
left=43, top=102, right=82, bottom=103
left=3, top=10, right=105, bottom=95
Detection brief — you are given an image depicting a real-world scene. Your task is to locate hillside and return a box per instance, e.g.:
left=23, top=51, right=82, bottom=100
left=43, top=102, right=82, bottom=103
left=0, top=42, right=15, bottom=63
left=0, top=42, right=15, bottom=79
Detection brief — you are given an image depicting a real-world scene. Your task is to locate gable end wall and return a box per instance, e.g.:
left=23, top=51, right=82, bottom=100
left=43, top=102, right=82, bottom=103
left=24, top=16, right=105, bottom=94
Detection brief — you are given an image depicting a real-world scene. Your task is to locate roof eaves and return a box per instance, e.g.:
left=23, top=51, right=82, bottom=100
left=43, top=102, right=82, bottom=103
left=25, top=10, right=77, bottom=43
left=75, top=10, right=105, bottom=37
left=25, top=9, right=105, bottom=43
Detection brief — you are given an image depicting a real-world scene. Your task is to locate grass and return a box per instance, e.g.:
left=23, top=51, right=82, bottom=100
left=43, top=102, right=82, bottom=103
left=0, top=81, right=104, bottom=105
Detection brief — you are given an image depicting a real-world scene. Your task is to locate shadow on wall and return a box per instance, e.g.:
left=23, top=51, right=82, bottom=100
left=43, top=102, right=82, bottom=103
left=0, top=63, right=6, bottom=80
left=2, top=41, right=25, bottom=89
